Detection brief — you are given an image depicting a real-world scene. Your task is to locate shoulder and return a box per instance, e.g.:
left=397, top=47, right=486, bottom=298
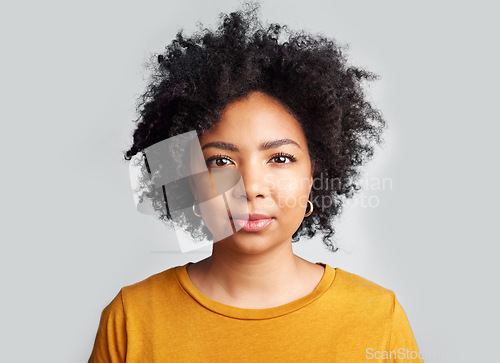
left=334, top=268, right=394, bottom=295
left=118, top=264, right=186, bottom=308
left=329, top=267, right=397, bottom=315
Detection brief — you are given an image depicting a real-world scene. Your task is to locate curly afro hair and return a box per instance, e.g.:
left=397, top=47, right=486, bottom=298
left=123, top=2, right=386, bottom=252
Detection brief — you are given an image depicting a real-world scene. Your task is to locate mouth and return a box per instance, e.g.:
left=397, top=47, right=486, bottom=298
left=231, top=218, right=275, bottom=232
left=229, top=213, right=275, bottom=232
left=230, top=213, right=272, bottom=220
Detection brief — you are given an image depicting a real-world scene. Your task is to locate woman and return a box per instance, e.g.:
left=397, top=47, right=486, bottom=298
left=89, top=3, right=423, bottom=362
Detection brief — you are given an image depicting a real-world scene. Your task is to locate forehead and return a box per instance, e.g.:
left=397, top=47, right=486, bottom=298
left=200, top=92, right=307, bottom=147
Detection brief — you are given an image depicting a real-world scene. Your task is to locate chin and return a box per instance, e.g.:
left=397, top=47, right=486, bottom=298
left=214, top=232, right=284, bottom=255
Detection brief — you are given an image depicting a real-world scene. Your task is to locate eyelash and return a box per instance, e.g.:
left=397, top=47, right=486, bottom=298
left=205, top=152, right=297, bottom=167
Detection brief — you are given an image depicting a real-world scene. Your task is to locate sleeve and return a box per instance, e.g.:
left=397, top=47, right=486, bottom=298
left=88, top=289, right=127, bottom=363
left=388, top=296, right=424, bottom=362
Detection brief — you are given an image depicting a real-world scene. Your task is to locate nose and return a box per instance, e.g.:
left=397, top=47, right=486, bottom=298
left=232, top=160, right=270, bottom=201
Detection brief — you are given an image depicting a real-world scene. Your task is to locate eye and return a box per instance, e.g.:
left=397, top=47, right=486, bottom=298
left=205, top=152, right=297, bottom=167
left=205, top=154, right=234, bottom=167
left=269, top=152, right=297, bottom=164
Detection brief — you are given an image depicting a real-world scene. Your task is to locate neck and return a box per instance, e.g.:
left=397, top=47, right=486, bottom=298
left=190, top=239, right=313, bottom=307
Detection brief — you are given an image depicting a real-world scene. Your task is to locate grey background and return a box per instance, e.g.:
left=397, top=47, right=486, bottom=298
left=1, top=0, right=498, bottom=362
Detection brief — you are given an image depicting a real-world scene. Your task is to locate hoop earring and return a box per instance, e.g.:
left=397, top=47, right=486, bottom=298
left=192, top=202, right=202, bottom=217
left=304, top=200, right=314, bottom=217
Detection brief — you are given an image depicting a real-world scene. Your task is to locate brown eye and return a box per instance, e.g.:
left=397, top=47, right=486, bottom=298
left=206, top=155, right=234, bottom=167
left=273, top=156, right=288, bottom=163
left=269, top=152, right=297, bottom=164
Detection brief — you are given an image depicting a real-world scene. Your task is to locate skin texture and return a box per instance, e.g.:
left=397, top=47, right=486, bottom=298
left=186, top=91, right=325, bottom=309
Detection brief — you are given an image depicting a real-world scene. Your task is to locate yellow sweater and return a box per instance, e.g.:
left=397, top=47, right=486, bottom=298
left=89, top=263, right=423, bottom=362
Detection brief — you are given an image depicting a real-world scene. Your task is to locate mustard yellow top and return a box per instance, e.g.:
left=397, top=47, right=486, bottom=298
left=89, top=263, right=423, bottom=362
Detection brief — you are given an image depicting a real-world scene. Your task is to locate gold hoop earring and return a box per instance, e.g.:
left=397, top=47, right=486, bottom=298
left=304, top=200, right=313, bottom=217
left=192, top=202, right=202, bottom=217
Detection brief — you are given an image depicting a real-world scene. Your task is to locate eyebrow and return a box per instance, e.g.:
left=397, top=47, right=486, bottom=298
left=201, top=138, right=302, bottom=152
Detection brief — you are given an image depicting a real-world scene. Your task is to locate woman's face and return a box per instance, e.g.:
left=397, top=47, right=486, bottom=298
left=193, top=91, right=314, bottom=254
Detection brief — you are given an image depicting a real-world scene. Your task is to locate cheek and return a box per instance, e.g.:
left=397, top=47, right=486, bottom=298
left=272, top=172, right=311, bottom=212
left=275, top=180, right=309, bottom=237
left=198, top=197, right=234, bottom=241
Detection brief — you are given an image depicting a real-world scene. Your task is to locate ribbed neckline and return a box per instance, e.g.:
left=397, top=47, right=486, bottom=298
left=174, top=262, right=337, bottom=320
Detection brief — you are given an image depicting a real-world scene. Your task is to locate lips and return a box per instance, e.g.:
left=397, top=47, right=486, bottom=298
left=231, top=213, right=272, bottom=221
left=231, top=218, right=274, bottom=232
left=229, top=213, right=275, bottom=232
